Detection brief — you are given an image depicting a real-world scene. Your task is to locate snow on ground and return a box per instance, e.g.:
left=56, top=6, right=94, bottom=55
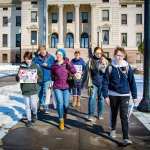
left=0, top=64, right=19, bottom=78
left=0, top=83, right=26, bottom=139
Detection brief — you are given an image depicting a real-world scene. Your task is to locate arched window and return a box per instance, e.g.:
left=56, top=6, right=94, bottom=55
left=51, top=33, right=58, bottom=48
left=80, top=33, right=89, bottom=48
left=65, top=33, right=74, bottom=48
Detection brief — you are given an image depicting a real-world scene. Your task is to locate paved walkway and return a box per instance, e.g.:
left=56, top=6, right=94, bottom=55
left=0, top=96, right=150, bottom=150
left=0, top=77, right=150, bottom=150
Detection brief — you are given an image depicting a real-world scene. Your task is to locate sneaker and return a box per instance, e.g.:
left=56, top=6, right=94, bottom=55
left=110, top=130, right=116, bottom=138
left=44, top=108, right=50, bottom=114
left=123, top=139, right=133, bottom=145
left=98, top=115, right=104, bottom=120
left=39, top=105, right=44, bottom=112
left=26, top=121, right=32, bottom=127
left=32, top=114, right=37, bottom=123
left=88, top=116, right=96, bottom=122
left=59, top=119, right=64, bottom=130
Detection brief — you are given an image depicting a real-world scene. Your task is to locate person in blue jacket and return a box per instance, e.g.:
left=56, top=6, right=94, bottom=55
left=71, top=51, right=86, bottom=107
left=102, top=47, right=137, bottom=146
left=33, top=45, right=55, bottom=113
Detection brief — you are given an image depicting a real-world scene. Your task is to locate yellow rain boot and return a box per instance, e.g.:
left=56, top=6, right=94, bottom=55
left=72, top=96, right=77, bottom=107
left=76, top=96, right=80, bottom=107
left=59, top=119, right=64, bottom=130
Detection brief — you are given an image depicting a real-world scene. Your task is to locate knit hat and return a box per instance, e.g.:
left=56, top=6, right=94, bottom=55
left=56, top=48, right=66, bottom=58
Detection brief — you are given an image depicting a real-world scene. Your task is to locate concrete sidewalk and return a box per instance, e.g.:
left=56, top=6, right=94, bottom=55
left=0, top=76, right=150, bottom=149
left=0, top=95, right=150, bottom=150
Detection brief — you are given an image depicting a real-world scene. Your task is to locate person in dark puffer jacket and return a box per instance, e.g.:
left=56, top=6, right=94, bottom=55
left=83, top=47, right=108, bottom=122
left=102, top=47, right=137, bottom=146
left=17, top=51, right=42, bottom=127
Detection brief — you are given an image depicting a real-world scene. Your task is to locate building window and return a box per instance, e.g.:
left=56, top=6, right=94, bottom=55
left=31, top=1, right=37, bottom=5
left=103, top=0, right=109, bottom=2
left=3, top=7, right=8, bottom=11
left=31, top=31, right=37, bottom=45
left=136, top=33, right=142, bottom=47
left=51, top=33, right=58, bottom=48
left=2, top=54, right=8, bottom=63
left=102, top=10, right=109, bottom=21
left=102, top=30, right=109, bottom=45
left=80, top=33, right=89, bottom=48
left=66, top=33, right=74, bottom=48
left=136, top=4, right=142, bottom=8
left=31, top=1, right=38, bottom=8
left=16, top=7, right=21, bottom=10
left=121, top=14, right=127, bottom=25
left=121, top=5, right=127, bottom=8
left=16, top=33, right=21, bottom=47
left=136, top=14, right=142, bottom=25
left=16, top=16, right=21, bottom=26
left=67, top=12, right=73, bottom=23
left=31, top=11, right=37, bottom=22
left=52, top=13, right=58, bottom=23
left=2, top=34, right=8, bottom=47
left=3, top=17, right=8, bottom=27
left=121, top=33, right=127, bottom=47
left=81, top=12, right=88, bottom=23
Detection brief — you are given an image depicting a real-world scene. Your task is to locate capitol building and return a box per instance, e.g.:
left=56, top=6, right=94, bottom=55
left=0, top=0, right=144, bottom=63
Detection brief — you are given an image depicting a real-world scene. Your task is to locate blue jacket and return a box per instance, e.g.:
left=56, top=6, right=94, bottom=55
left=102, top=59, right=137, bottom=99
left=33, top=52, right=55, bottom=82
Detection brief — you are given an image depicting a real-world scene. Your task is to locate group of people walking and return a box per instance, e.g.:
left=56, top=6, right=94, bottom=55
left=16, top=45, right=137, bottom=146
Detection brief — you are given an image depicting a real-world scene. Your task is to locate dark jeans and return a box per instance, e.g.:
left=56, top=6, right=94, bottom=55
left=109, top=96, right=130, bottom=139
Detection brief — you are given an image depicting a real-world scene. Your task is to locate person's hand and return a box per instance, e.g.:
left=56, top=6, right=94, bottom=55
left=42, top=63, right=48, bottom=67
left=105, top=97, right=110, bottom=106
left=75, top=73, right=82, bottom=80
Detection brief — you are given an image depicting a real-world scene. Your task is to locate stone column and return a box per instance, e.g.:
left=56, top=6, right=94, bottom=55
left=74, top=4, right=80, bottom=49
left=91, top=4, right=97, bottom=49
left=46, top=2, right=49, bottom=49
left=57, top=4, right=64, bottom=48
left=38, top=0, right=46, bottom=45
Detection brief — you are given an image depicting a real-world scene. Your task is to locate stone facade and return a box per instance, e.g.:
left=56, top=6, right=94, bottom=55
left=0, top=0, right=144, bottom=63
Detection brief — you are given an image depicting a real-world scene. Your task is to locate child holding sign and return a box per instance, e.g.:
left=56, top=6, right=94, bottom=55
left=17, top=51, right=42, bottom=127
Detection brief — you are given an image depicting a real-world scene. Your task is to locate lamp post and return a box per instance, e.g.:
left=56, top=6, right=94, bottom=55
left=19, top=29, right=21, bottom=63
left=97, top=26, right=101, bottom=47
left=31, top=39, right=35, bottom=56
left=137, top=0, right=150, bottom=112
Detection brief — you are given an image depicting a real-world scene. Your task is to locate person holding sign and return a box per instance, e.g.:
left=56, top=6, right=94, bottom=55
left=16, top=51, right=42, bottom=127
left=71, top=51, right=86, bottom=107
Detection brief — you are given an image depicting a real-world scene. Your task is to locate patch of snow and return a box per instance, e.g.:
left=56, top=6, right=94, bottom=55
left=0, top=64, right=19, bottom=78
left=0, top=83, right=25, bottom=139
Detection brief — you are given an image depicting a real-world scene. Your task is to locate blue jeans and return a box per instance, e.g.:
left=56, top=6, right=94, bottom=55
left=54, top=89, right=70, bottom=119
left=39, top=81, right=52, bottom=110
left=88, top=84, right=105, bottom=117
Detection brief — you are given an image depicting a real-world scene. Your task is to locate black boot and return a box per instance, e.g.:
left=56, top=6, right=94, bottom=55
left=26, top=121, right=32, bottom=127
left=32, top=114, right=37, bottom=123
